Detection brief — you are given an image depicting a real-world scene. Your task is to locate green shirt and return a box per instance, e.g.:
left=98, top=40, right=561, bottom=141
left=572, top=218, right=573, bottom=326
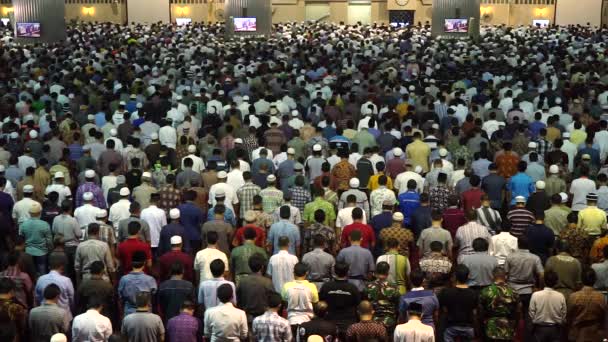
left=303, top=198, right=336, bottom=226
left=479, top=282, right=519, bottom=340
left=544, top=206, right=569, bottom=236
left=353, top=130, right=377, bottom=154
left=230, top=241, right=268, bottom=275
left=19, top=218, right=52, bottom=256
left=288, top=138, right=307, bottom=161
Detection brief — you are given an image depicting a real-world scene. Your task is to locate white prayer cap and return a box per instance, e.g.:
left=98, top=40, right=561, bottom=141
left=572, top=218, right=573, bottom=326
left=188, top=145, right=196, bottom=153
left=170, top=235, right=182, bottom=244
left=349, top=178, right=360, bottom=188
left=83, top=192, right=94, bottom=201
left=119, top=187, right=130, bottom=196
left=85, top=169, right=95, bottom=178
left=170, top=209, right=181, bottom=219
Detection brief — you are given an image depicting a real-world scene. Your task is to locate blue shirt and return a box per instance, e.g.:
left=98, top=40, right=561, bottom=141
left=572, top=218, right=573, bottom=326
left=526, top=223, right=555, bottom=263
left=118, top=271, right=158, bottom=316
left=399, top=290, right=440, bottom=327
left=68, top=143, right=84, bottom=161
left=197, top=277, right=236, bottom=309
left=178, top=203, right=205, bottom=241
left=95, top=112, right=106, bottom=127
left=207, top=206, right=237, bottom=227
left=35, top=270, right=74, bottom=319
left=267, top=220, right=300, bottom=255
left=398, top=191, right=420, bottom=226
left=528, top=121, right=546, bottom=139
left=159, top=223, right=191, bottom=255
left=507, top=172, right=535, bottom=205
left=370, top=212, right=393, bottom=256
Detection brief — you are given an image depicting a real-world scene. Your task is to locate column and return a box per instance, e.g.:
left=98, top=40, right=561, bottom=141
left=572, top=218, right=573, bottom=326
left=13, top=0, right=66, bottom=43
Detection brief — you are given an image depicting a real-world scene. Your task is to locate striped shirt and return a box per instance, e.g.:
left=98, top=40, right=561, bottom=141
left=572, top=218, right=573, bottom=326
left=252, top=311, right=293, bottom=342
left=476, top=206, right=502, bottom=234
left=455, top=222, right=492, bottom=263
left=507, top=207, right=535, bottom=238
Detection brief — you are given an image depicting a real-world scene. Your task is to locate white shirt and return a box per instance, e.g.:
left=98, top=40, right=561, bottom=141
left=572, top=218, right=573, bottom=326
left=594, top=130, right=608, bottom=163
left=288, top=118, right=304, bottom=130
left=159, top=125, right=177, bottom=149
left=181, top=154, right=205, bottom=174
left=140, top=205, right=167, bottom=248
left=570, top=178, right=597, bottom=211
left=17, top=155, right=36, bottom=174
left=208, top=183, right=239, bottom=213
left=335, top=207, right=367, bottom=229
left=71, top=309, right=113, bottom=342
left=267, top=250, right=299, bottom=293
left=227, top=169, right=245, bottom=191
left=101, top=175, right=117, bottom=205
left=74, top=204, right=100, bottom=228
left=194, top=247, right=229, bottom=282
left=12, top=197, right=38, bottom=224
left=45, top=184, right=72, bottom=206
left=561, top=139, right=579, bottom=172
left=394, top=319, right=435, bottom=342
left=251, top=147, right=274, bottom=161
left=489, top=232, right=518, bottom=266
left=394, top=171, right=424, bottom=194
left=109, top=199, right=132, bottom=229
left=203, top=302, right=248, bottom=341
left=273, top=152, right=288, bottom=170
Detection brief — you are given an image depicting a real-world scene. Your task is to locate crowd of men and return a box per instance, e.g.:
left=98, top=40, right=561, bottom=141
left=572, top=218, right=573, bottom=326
left=0, top=18, right=608, bottom=342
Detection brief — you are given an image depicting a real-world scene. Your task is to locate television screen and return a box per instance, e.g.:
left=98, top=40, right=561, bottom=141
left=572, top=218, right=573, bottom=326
left=234, top=17, right=257, bottom=32
left=176, top=18, right=192, bottom=26
left=16, top=22, right=41, bottom=38
left=444, top=19, right=468, bottom=33
left=533, top=19, right=550, bottom=28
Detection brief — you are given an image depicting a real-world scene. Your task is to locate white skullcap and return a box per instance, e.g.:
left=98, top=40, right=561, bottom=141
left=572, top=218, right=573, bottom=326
left=50, top=333, right=68, bottom=342
left=415, top=166, right=423, bottom=174
left=234, top=138, right=243, bottom=144
left=392, top=212, right=404, bottom=221
left=151, top=133, right=159, bottom=140
left=170, top=209, right=181, bottom=219
left=95, top=209, right=107, bottom=218
left=515, top=196, right=526, bottom=203
left=349, top=178, right=360, bottom=188
left=393, top=147, right=403, bottom=157
left=54, top=172, right=64, bottom=179
left=29, top=130, right=38, bottom=139
left=217, top=171, right=228, bottom=178
left=536, top=181, right=546, bottom=190
left=83, top=192, right=94, bottom=201
left=267, top=174, right=276, bottom=182
left=142, top=172, right=152, bottom=179
left=313, top=144, right=322, bottom=152
left=287, top=148, right=295, bottom=155
left=188, top=145, right=196, bottom=153
left=291, top=110, right=299, bottom=116
left=85, top=169, right=95, bottom=178
left=170, top=235, right=182, bottom=244
left=549, top=165, right=559, bottom=174
left=528, top=142, right=537, bottom=148
left=119, top=187, right=130, bottom=196
left=110, top=129, right=117, bottom=137
left=23, top=184, right=34, bottom=193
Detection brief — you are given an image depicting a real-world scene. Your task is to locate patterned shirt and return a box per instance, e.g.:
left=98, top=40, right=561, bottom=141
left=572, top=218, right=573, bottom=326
left=263, top=128, right=286, bottom=155
left=303, top=197, right=336, bottom=227
left=536, top=138, right=553, bottom=158
left=159, top=185, right=182, bottom=213
left=507, top=207, right=535, bottom=238
left=303, top=223, right=336, bottom=254
left=167, top=313, right=201, bottom=342
left=236, top=182, right=261, bottom=217
left=324, top=188, right=339, bottom=208
left=419, top=253, right=453, bottom=285
left=479, top=282, right=519, bottom=340
left=76, top=182, right=106, bottom=209
left=370, top=187, right=396, bottom=217
left=330, top=160, right=356, bottom=191
left=429, top=185, right=452, bottom=212
left=260, top=186, right=284, bottom=214
left=560, top=226, right=592, bottom=260
left=495, top=152, right=520, bottom=179
left=345, top=320, right=387, bottom=341
left=379, top=225, right=414, bottom=257
left=364, top=280, right=400, bottom=329
left=291, top=186, right=311, bottom=213
left=252, top=310, right=292, bottom=342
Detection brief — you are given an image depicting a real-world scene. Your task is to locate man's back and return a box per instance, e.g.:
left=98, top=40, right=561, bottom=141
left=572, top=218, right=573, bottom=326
left=29, top=303, right=69, bottom=342
left=394, top=319, right=435, bottom=342
left=122, top=311, right=165, bottom=342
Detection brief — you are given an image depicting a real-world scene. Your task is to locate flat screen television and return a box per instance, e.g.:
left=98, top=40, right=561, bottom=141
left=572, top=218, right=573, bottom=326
left=16, top=22, right=41, bottom=38
left=444, top=18, right=468, bottom=33
left=533, top=19, right=550, bottom=28
left=176, top=18, right=192, bottom=26
left=233, top=17, right=257, bottom=32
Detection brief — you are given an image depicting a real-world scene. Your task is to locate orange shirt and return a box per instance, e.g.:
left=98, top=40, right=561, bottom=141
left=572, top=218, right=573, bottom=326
left=496, top=152, right=520, bottom=179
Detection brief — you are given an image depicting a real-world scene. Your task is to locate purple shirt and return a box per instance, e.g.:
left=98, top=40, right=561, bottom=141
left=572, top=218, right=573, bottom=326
left=75, top=182, right=106, bottom=209
left=167, top=313, right=201, bottom=342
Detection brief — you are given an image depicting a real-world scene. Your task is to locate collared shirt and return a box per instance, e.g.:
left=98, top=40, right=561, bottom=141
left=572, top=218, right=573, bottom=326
left=121, top=312, right=165, bottom=342
left=417, top=226, right=453, bottom=257
left=578, top=206, right=607, bottom=236
left=346, top=320, right=387, bottom=342
left=505, top=249, right=544, bottom=294
left=35, top=270, right=74, bottom=320
left=455, top=221, right=492, bottom=262
left=71, top=309, right=113, bottom=342
left=302, top=248, right=335, bottom=286
left=336, top=245, right=375, bottom=290
left=592, top=260, right=608, bottom=289
left=570, top=177, right=597, bottom=211
left=281, top=279, right=319, bottom=325
left=394, top=319, right=435, bottom=342
left=74, top=238, right=115, bottom=274
left=252, top=311, right=293, bottom=342
left=460, top=252, right=498, bottom=287
left=76, top=182, right=106, bottom=209
left=109, top=199, right=131, bottom=229
left=303, top=197, right=336, bottom=227
left=489, top=232, right=518, bottom=265
left=567, top=286, right=607, bottom=341
left=267, top=250, right=299, bottom=293
left=236, top=182, right=261, bottom=217
left=117, top=238, right=152, bottom=274
left=377, top=251, right=410, bottom=294
left=479, top=282, right=519, bottom=340
left=167, top=313, right=201, bottom=342
left=507, top=207, right=535, bottom=238
left=198, top=277, right=236, bottom=309
left=29, top=302, right=71, bottom=342
left=141, top=204, right=168, bottom=247
left=529, top=287, right=566, bottom=325
left=208, top=182, right=239, bottom=213
left=52, top=214, right=81, bottom=247
left=194, top=247, right=229, bottom=283
left=230, top=241, right=268, bottom=276
left=370, top=187, right=396, bottom=217
left=118, top=271, right=157, bottom=315
left=507, top=172, right=535, bottom=205
left=260, top=186, right=284, bottom=214
left=267, top=220, right=300, bottom=255
left=203, top=302, right=248, bottom=341
left=544, top=206, right=568, bottom=236
left=302, top=223, right=336, bottom=254
left=19, top=218, right=52, bottom=256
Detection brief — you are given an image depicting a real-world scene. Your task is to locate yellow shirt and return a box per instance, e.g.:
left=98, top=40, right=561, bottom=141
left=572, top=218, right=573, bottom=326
left=589, top=236, right=608, bottom=263
left=406, top=140, right=431, bottom=173
left=578, top=206, right=607, bottom=236
left=570, top=130, right=588, bottom=146
left=396, top=102, right=409, bottom=118
left=367, top=172, right=394, bottom=191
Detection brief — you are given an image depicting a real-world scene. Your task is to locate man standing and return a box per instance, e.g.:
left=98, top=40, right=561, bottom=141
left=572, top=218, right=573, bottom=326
left=267, top=206, right=301, bottom=255
left=20, top=201, right=52, bottom=275
left=203, top=284, right=248, bottom=341
left=505, top=237, right=544, bottom=320
left=141, top=192, right=167, bottom=256
left=252, top=292, right=292, bottom=342
left=460, top=238, right=498, bottom=289
left=71, top=298, right=112, bottom=341
left=479, top=267, right=519, bottom=342
left=345, top=301, right=388, bottom=341
left=393, top=302, right=434, bottom=342
left=267, top=236, right=299, bottom=293
left=364, top=261, right=400, bottom=332
left=455, top=210, right=491, bottom=263
left=438, top=265, right=478, bottom=342
left=529, top=270, right=566, bottom=342
left=567, top=268, right=607, bottom=341
left=489, top=220, right=518, bottom=266
left=121, top=292, right=165, bottom=341
left=507, top=196, right=535, bottom=238
left=282, top=263, right=319, bottom=334
left=336, top=230, right=375, bottom=291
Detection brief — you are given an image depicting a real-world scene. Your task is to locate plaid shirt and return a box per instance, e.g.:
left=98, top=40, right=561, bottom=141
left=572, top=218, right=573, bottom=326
left=243, top=134, right=259, bottom=157
left=252, top=310, right=292, bottom=342
left=290, top=186, right=311, bottom=213
left=535, top=138, right=553, bottom=158
left=237, top=182, right=262, bottom=217
left=167, top=313, right=201, bottom=342
left=260, top=186, right=284, bottom=214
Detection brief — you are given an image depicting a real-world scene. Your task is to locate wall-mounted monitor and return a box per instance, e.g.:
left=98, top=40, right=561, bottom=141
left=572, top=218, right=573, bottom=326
left=234, top=17, right=257, bottom=32
left=176, top=18, right=192, bottom=26
left=444, top=18, right=468, bottom=33
left=533, top=19, right=550, bottom=27
left=16, top=22, right=41, bottom=38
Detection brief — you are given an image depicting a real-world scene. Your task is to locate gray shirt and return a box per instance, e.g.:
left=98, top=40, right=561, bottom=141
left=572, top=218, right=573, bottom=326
left=417, top=226, right=453, bottom=257
left=592, top=260, right=608, bottom=289
left=338, top=189, right=370, bottom=219
left=460, top=252, right=498, bottom=287
left=74, top=238, right=115, bottom=274
left=302, top=248, right=335, bottom=288
left=29, top=303, right=70, bottom=342
left=201, top=220, right=233, bottom=256
left=52, top=214, right=82, bottom=247
left=505, top=249, right=544, bottom=294
left=121, top=311, right=165, bottom=342
left=118, top=216, right=151, bottom=243
left=336, top=245, right=375, bottom=291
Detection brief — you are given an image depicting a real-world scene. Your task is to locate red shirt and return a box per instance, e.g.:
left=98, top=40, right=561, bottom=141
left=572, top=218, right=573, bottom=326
left=117, top=238, right=152, bottom=274
left=231, top=224, right=266, bottom=248
left=158, top=250, right=194, bottom=282
left=341, top=222, right=376, bottom=249
left=461, top=188, right=484, bottom=213
left=442, top=207, right=467, bottom=238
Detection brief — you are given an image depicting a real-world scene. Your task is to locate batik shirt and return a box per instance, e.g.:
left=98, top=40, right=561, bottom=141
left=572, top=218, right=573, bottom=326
left=364, top=280, right=400, bottom=329
left=479, top=282, right=519, bottom=340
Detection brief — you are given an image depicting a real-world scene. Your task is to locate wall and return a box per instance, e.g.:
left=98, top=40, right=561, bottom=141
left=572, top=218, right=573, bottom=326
left=555, top=0, right=602, bottom=26
left=479, top=4, right=554, bottom=26
left=13, top=0, right=66, bottom=42
left=274, top=0, right=305, bottom=22
left=225, top=0, right=272, bottom=35
left=371, top=1, right=389, bottom=23
left=65, top=3, right=126, bottom=23
left=432, top=0, right=481, bottom=38
left=127, top=0, right=170, bottom=24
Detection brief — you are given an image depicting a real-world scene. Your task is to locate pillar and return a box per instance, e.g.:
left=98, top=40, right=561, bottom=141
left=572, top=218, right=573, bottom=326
left=13, top=0, right=66, bottom=43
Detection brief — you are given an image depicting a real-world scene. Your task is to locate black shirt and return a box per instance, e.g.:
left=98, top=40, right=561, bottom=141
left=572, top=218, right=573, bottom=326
left=297, top=317, right=338, bottom=342
left=158, top=278, right=195, bottom=322
left=438, top=287, right=478, bottom=326
left=527, top=223, right=555, bottom=263
left=319, top=279, right=361, bottom=324
left=236, top=274, right=274, bottom=322
left=526, top=191, right=551, bottom=216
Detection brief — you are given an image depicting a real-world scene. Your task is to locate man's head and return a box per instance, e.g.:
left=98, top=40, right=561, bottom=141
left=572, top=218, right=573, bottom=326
left=375, top=261, right=390, bottom=280
left=206, top=230, right=219, bottom=246
left=357, top=300, right=374, bottom=318
left=210, top=259, right=225, bottom=278
left=217, top=283, right=234, bottom=304
left=313, top=301, right=329, bottom=318
left=472, top=238, right=489, bottom=252
left=544, top=270, right=559, bottom=288
left=293, top=262, right=309, bottom=279
left=351, top=207, right=363, bottom=222
left=454, top=264, right=470, bottom=284
left=278, top=236, right=290, bottom=250
left=334, top=262, right=349, bottom=279
left=43, top=283, right=61, bottom=302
